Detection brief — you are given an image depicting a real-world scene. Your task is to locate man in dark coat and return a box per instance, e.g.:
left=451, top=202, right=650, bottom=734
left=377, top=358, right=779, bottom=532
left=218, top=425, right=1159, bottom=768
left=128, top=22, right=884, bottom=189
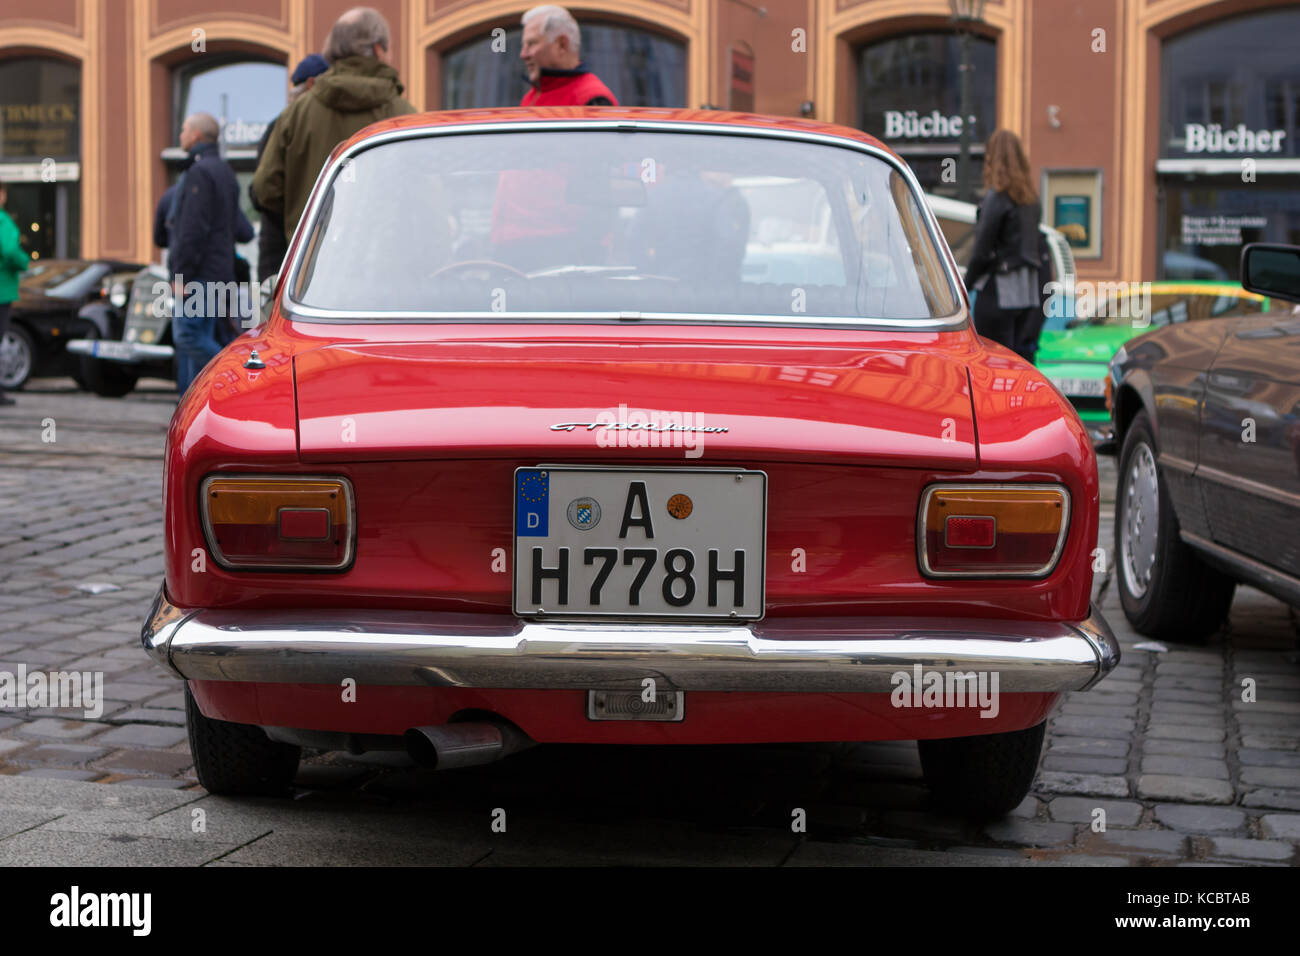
left=253, top=8, right=415, bottom=240
left=250, top=54, right=329, bottom=283
left=167, top=112, right=253, bottom=392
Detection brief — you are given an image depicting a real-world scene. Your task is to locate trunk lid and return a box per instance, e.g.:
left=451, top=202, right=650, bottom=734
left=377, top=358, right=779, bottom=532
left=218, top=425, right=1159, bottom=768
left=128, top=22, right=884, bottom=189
left=294, top=338, right=977, bottom=469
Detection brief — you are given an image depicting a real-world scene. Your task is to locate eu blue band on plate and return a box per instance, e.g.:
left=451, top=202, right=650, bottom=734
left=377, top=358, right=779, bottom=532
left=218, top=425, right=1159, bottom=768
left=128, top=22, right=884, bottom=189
left=516, top=470, right=548, bottom=537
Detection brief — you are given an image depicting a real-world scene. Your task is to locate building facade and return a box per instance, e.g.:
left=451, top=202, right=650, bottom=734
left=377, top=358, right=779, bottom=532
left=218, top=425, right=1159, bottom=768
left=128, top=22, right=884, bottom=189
left=1, top=0, right=1296, bottom=283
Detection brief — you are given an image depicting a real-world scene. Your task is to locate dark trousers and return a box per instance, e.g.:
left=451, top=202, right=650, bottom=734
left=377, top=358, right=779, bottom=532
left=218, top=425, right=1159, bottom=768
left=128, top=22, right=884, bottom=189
left=973, top=290, right=1040, bottom=363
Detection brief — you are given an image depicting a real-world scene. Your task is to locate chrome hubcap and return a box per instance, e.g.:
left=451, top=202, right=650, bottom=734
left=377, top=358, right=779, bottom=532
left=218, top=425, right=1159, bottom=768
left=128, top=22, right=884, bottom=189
left=0, top=331, right=32, bottom=388
left=1120, top=442, right=1160, bottom=599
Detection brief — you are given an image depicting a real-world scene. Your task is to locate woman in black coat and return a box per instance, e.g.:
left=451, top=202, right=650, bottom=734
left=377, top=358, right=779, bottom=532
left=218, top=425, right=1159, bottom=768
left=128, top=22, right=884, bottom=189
left=964, top=129, right=1050, bottom=362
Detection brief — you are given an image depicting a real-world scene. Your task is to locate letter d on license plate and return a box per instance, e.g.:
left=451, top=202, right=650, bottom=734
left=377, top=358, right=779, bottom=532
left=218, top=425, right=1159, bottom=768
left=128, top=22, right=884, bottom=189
left=513, top=466, right=766, bottom=620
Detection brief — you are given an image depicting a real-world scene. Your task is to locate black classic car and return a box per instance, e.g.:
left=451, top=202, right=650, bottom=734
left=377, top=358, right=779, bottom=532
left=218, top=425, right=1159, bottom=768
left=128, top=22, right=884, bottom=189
left=67, top=263, right=176, bottom=396
left=0, top=258, right=142, bottom=391
left=1108, top=243, right=1300, bottom=640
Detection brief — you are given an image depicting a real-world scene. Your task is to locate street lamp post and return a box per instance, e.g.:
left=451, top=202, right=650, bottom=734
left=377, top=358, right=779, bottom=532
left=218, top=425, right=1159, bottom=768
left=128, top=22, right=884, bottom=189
left=949, top=0, right=987, bottom=203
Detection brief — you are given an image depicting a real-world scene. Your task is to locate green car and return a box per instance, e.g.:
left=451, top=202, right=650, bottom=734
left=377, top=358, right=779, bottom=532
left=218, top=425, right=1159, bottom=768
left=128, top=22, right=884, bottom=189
left=1036, top=281, right=1278, bottom=427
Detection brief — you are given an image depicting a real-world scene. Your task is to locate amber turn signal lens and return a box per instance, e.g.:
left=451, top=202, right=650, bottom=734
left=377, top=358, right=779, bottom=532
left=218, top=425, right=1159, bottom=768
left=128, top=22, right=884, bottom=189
left=919, top=484, right=1069, bottom=577
left=201, top=476, right=354, bottom=570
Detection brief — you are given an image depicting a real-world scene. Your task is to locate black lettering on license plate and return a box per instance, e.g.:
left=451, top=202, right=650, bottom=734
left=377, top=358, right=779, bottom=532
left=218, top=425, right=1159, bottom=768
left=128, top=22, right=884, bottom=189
left=528, top=547, right=747, bottom=608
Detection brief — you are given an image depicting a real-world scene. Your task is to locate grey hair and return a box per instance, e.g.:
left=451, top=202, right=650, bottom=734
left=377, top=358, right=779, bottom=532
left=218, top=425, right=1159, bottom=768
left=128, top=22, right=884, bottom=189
left=186, top=112, right=220, bottom=142
left=324, top=6, right=391, bottom=62
left=522, top=4, right=580, bottom=54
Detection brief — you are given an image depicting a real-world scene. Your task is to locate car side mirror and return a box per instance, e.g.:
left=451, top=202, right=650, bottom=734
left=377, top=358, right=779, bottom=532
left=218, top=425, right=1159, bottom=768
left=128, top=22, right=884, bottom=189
left=1241, top=243, right=1300, bottom=305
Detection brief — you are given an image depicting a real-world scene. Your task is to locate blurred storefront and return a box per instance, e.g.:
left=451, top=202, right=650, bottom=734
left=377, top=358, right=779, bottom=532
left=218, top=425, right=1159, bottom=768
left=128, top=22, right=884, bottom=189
left=1, top=0, right=1294, bottom=283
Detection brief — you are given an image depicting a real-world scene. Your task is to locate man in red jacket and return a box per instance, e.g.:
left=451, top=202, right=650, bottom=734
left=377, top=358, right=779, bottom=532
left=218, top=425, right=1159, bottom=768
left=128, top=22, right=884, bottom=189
left=519, top=5, right=617, bottom=107
left=489, top=8, right=620, bottom=271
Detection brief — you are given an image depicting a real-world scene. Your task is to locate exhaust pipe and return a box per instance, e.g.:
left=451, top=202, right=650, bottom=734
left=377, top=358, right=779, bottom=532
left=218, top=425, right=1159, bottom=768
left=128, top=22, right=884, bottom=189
left=404, top=719, right=534, bottom=770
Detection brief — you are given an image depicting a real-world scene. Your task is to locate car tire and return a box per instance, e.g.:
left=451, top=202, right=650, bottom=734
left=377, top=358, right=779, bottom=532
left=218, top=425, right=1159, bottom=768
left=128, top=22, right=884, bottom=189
left=1114, top=409, right=1234, bottom=642
left=0, top=324, right=35, bottom=390
left=78, top=329, right=139, bottom=398
left=918, top=720, right=1045, bottom=819
left=185, top=685, right=301, bottom=796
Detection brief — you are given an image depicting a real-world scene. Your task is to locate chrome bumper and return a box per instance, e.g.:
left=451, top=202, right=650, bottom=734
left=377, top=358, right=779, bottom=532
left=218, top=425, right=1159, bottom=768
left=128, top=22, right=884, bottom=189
left=141, top=587, right=1119, bottom=694
left=67, top=339, right=174, bottom=362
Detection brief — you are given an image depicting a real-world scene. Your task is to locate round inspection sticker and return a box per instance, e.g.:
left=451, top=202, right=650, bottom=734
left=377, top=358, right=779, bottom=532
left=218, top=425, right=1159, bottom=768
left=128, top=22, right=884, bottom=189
left=566, top=497, right=601, bottom=530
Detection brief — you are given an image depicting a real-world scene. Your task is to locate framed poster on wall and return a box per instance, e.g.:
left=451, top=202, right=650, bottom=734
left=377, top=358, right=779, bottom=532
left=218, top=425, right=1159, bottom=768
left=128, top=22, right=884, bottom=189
left=1042, top=169, right=1103, bottom=258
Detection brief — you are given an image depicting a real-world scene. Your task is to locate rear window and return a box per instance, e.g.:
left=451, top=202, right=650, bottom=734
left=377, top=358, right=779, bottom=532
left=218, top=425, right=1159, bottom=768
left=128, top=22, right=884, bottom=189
left=291, top=129, right=959, bottom=321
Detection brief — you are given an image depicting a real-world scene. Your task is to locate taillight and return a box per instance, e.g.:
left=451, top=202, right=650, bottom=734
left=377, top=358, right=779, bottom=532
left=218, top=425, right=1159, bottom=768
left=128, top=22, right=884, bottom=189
left=200, top=476, right=355, bottom=571
left=918, top=484, right=1069, bottom=577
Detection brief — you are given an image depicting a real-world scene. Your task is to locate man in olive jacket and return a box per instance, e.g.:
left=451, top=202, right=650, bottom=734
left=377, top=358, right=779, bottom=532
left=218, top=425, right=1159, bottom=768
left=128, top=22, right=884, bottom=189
left=0, top=181, right=32, bottom=405
left=252, top=7, right=415, bottom=242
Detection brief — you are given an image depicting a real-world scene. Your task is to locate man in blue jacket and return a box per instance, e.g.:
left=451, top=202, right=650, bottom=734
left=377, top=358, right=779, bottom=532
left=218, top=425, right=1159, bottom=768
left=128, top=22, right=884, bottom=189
left=167, top=112, right=253, bottom=392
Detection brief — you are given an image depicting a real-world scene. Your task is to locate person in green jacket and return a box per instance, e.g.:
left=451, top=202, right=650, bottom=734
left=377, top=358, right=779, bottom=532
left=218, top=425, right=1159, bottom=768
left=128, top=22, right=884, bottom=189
left=0, top=181, right=32, bottom=405
left=252, top=6, right=415, bottom=242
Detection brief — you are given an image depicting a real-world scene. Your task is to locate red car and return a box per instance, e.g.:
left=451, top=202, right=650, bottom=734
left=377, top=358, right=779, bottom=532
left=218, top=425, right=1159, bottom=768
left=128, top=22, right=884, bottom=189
left=143, top=108, right=1117, bottom=819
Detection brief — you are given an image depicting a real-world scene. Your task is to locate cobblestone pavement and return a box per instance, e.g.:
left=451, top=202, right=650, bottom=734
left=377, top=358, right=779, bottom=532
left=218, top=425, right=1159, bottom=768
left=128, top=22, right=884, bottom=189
left=1, top=379, right=1298, bottom=866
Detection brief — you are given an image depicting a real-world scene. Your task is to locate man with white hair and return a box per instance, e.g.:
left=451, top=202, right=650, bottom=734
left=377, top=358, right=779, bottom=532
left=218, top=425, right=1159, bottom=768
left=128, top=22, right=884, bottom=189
left=518, top=5, right=618, bottom=107
left=253, top=6, right=414, bottom=240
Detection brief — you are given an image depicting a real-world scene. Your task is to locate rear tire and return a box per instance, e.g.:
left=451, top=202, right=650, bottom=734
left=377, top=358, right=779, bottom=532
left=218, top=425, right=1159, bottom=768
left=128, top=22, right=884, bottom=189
left=78, top=328, right=139, bottom=397
left=0, top=324, right=35, bottom=390
left=185, top=685, right=300, bottom=796
left=919, top=721, right=1045, bottom=819
left=1114, top=410, right=1234, bottom=642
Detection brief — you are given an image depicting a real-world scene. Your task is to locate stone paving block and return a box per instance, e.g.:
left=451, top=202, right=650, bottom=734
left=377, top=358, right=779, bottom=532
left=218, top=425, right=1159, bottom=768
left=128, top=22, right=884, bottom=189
left=94, top=748, right=192, bottom=776
left=111, top=778, right=189, bottom=789
left=1047, top=797, right=1143, bottom=827
left=14, top=718, right=107, bottom=741
left=1059, top=703, right=1137, bottom=719
left=1039, top=854, right=1132, bottom=866
left=983, top=819, right=1076, bottom=847
left=1142, top=738, right=1226, bottom=758
left=1152, top=804, right=1246, bottom=832
left=1145, top=724, right=1225, bottom=743
left=1207, top=837, right=1296, bottom=862
left=1136, top=775, right=1234, bottom=805
left=1007, top=796, right=1039, bottom=820
left=1047, top=737, right=1130, bottom=758
left=1140, top=756, right=1230, bottom=780
left=1050, top=716, right=1135, bottom=739
left=1094, top=829, right=1189, bottom=856
left=1043, top=755, right=1129, bottom=775
left=1240, top=766, right=1300, bottom=789
left=1232, top=699, right=1300, bottom=715
left=0, top=738, right=31, bottom=756
left=1259, top=814, right=1300, bottom=842
left=1239, top=749, right=1300, bottom=769
left=6, top=743, right=110, bottom=767
left=91, top=723, right=188, bottom=748
left=0, top=716, right=22, bottom=730
left=1147, top=711, right=1224, bottom=728
left=20, top=769, right=102, bottom=782
left=1242, top=789, right=1300, bottom=812
left=107, top=707, right=186, bottom=726
left=1150, top=689, right=1222, bottom=706
left=1035, top=772, right=1130, bottom=799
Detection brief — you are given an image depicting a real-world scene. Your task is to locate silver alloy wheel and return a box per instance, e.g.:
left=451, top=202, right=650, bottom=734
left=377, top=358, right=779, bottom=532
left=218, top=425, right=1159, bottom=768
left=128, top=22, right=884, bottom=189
left=0, top=330, right=32, bottom=389
left=1120, top=441, right=1160, bottom=599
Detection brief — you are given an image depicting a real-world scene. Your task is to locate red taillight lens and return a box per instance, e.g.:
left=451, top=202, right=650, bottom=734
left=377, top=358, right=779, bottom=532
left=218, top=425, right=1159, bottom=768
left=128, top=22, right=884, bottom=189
left=201, top=476, right=354, bottom=570
left=919, top=484, right=1069, bottom=577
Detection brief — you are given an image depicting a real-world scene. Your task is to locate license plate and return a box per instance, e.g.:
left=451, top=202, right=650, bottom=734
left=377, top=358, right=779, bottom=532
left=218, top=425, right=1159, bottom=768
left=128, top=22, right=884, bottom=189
left=92, top=340, right=134, bottom=361
left=1051, top=376, right=1106, bottom=397
left=513, top=466, right=766, bottom=620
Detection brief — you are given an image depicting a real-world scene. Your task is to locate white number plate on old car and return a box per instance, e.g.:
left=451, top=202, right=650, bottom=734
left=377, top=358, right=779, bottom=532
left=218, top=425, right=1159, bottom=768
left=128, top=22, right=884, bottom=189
left=1051, top=376, right=1106, bottom=397
left=92, top=340, right=135, bottom=361
left=513, top=467, right=766, bottom=620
